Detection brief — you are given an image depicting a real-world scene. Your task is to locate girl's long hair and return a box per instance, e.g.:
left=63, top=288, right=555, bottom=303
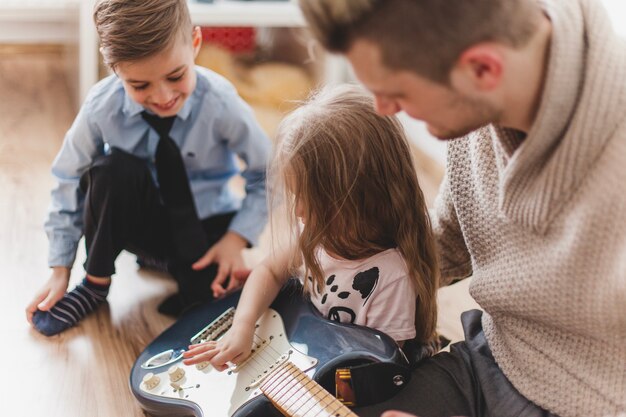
left=269, top=84, right=440, bottom=345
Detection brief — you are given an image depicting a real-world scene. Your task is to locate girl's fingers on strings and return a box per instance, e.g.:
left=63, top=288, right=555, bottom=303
left=182, top=347, right=220, bottom=365
left=182, top=353, right=213, bottom=365
left=230, top=352, right=249, bottom=366
left=187, top=340, right=217, bottom=349
left=183, top=342, right=217, bottom=357
left=213, top=363, right=229, bottom=372
left=209, top=349, right=240, bottom=370
left=186, top=341, right=216, bottom=350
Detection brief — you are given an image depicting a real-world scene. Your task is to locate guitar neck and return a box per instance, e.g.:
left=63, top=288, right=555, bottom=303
left=260, top=362, right=358, bottom=417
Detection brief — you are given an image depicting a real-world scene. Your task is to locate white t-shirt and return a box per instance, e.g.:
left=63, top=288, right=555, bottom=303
left=302, top=248, right=416, bottom=341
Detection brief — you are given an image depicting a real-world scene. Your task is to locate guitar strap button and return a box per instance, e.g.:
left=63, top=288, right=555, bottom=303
left=393, top=375, right=405, bottom=386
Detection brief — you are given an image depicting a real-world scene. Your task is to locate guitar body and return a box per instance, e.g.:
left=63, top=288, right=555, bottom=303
left=130, top=281, right=408, bottom=417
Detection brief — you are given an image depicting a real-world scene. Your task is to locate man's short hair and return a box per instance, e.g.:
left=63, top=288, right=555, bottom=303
left=298, top=0, right=542, bottom=84
left=94, top=0, right=193, bottom=69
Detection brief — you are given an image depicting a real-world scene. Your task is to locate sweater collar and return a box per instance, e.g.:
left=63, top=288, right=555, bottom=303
left=494, top=0, right=626, bottom=234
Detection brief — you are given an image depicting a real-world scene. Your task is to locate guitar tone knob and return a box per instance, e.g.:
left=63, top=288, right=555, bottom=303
left=168, top=365, right=186, bottom=382
left=142, top=373, right=160, bottom=390
left=195, top=361, right=211, bottom=370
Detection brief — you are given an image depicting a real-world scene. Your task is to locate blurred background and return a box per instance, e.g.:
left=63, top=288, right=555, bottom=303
left=0, top=0, right=623, bottom=166
left=0, top=1, right=623, bottom=416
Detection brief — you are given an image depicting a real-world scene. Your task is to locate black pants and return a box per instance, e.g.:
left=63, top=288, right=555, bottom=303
left=355, top=310, right=558, bottom=417
left=79, top=149, right=234, bottom=306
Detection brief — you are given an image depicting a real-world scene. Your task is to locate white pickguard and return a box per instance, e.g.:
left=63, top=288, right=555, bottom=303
left=138, top=308, right=318, bottom=417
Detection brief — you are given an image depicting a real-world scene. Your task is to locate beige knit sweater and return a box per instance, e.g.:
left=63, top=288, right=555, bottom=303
left=432, top=0, right=626, bottom=416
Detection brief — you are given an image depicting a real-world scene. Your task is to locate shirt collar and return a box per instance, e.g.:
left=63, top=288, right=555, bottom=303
left=122, top=91, right=145, bottom=118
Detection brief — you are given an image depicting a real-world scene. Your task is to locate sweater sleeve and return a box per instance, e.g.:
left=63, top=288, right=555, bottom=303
left=431, top=172, right=473, bottom=286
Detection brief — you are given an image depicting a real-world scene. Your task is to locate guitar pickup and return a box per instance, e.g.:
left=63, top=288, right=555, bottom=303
left=190, top=307, right=236, bottom=344
left=245, top=353, right=291, bottom=389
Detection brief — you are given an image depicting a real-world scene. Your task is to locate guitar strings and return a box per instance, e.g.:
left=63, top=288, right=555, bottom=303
left=227, top=329, right=289, bottom=384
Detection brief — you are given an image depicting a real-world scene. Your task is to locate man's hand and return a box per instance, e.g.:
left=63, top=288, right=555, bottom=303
left=382, top=412, right=419, bottom=417
left=26, top=266, right=71, bottom=324
left=192, top=231, right=251, bottom=298
left=182, top=322, right=255, bottom=371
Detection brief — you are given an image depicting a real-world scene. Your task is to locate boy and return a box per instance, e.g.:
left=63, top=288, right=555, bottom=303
left=25, top=0, right=271, bottom=336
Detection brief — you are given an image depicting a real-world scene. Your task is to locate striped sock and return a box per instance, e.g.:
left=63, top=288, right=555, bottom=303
left=32, top=277, right=109, bottom=336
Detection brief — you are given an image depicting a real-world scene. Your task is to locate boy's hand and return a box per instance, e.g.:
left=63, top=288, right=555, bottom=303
left=26, top=266, right=71, bottom=325
left=182, top=323, right=255, bottom=371
left=192, top=231, right=251, bottom=298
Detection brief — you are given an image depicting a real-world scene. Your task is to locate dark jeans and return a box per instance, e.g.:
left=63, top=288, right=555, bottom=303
left=355, top=310, right=558, bottom=417
left=79, top=148, right=235, bottom=307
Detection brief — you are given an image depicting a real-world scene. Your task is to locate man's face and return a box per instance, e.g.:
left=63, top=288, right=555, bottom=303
left=115, top=30, right=201, bottom=117
left=346, top=39, right=499, bottom=140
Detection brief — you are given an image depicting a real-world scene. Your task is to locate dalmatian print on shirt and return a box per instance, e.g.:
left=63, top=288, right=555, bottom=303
left=310, top=267, right=380, bottom=324
left=303, top=247, right=417, bottom=342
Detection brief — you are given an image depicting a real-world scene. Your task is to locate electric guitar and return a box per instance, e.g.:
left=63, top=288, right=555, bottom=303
left=129, top=281, right=409, bottom=417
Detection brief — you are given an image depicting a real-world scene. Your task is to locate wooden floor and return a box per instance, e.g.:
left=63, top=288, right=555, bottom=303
left=0, top=48, right=477, bottom=417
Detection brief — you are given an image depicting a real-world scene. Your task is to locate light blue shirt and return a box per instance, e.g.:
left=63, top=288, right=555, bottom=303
left=45, top=66, right=271, bottom=267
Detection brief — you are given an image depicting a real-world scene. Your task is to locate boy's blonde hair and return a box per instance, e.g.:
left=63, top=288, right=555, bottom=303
left=298, top=0, right=542, bottom=84
left=271, top=84, right=439, bottom=345
left=94, top=0, right=193, bottom=69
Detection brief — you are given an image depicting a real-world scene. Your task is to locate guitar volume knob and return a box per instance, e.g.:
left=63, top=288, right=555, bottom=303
left=142, top=373, right=160, bottom=390
left=168, top=365, right=186, bottom=382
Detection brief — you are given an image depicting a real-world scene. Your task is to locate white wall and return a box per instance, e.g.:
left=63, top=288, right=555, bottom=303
left=0, top=0, right=623, bottom=161
left=0, top=1, right=78, bottom=44
left=602, top=0, right=626, bottom=36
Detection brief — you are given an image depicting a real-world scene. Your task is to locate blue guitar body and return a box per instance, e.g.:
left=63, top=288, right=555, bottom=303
left=129, top=281, right=408, bottom=417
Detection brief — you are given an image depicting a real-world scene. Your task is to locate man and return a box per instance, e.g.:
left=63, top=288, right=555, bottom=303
left=298, top=1, right=626, bottom=416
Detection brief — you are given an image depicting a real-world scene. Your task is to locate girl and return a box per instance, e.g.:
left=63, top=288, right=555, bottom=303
left=183, top=84, right=439, bottom=370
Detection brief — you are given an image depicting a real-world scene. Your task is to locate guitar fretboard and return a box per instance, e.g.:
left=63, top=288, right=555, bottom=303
left=260, top=362, right=358, bottom=417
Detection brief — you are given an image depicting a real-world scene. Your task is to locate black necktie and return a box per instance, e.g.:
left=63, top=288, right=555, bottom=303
left=142, top=111, right=208, bottom=261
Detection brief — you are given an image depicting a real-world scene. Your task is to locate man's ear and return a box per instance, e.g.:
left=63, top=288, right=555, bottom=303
left=192, top=26, right=203, bottom=58
left=451, top=43, right=504, bottom=93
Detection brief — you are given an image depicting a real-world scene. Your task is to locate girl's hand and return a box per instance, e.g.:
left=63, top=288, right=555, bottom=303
left=192, top=232, right=251, bottom=299
left=182, top=323, right=255, bottom=371
left=25, top=267, right=71, bottom=324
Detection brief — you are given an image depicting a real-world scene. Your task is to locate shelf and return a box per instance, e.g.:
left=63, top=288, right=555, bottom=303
left=0, top=0, right=309, bottom=101
left=188, top=1, right=304, bottom=27
left=0, top=1, right=78, bottom=23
